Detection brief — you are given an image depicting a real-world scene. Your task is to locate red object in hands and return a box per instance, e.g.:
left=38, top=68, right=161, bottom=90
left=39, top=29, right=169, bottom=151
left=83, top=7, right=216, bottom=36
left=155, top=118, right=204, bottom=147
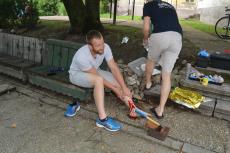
left=128, top=100, right=138, bottom=118
left=128, top=100, right=136, bottom=111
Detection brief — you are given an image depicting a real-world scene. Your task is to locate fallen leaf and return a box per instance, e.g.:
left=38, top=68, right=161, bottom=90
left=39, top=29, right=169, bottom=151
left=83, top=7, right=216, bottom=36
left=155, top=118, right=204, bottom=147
left=11, top=123, right=16, bottom=128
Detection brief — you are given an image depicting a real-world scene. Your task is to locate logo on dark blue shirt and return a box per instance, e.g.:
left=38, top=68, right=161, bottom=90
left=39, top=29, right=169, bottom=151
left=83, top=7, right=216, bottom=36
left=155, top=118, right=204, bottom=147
left=158, top=2, right=174, bottom=9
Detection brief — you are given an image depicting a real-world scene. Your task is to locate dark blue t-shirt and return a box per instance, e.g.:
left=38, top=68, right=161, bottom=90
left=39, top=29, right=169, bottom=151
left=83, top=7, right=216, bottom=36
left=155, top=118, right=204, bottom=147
left=143, top=1, right=182, bottom=35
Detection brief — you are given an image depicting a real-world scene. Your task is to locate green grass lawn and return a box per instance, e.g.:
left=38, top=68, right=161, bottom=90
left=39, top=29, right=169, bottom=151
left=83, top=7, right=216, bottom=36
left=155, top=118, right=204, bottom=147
left=180, top=19, right=216, bottom=36
left=24, top=20, right=140, bottom=40
left=100, top=13, right=142, bottom=21
left=104, top=24, right=140, bottom=33
left=39, top=20, right=70, bottom=30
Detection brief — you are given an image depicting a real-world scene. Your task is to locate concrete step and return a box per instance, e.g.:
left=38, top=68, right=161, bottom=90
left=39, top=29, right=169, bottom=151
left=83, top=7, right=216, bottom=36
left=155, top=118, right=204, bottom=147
left=0, top=83, right=16, bottom=96
left=214, top=100, right=230, bottom=121
left=144, top=85, right=230, bottom=121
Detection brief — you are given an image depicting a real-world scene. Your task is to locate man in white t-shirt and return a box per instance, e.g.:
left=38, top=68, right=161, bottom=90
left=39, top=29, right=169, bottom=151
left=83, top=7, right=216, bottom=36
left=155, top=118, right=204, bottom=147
left=66, top=30, right=133, bottom=132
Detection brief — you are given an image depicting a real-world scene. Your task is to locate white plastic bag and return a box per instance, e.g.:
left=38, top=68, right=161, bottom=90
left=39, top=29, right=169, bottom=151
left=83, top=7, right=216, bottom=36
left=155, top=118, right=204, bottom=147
left=140, top=64, right=161, bottom=75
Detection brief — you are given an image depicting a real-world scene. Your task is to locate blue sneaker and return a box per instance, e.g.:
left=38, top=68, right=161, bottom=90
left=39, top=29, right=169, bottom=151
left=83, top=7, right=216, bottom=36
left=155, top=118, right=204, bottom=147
left=64, top=103, right=80, bottom=117
left=96, top=117, right=121, bottom=132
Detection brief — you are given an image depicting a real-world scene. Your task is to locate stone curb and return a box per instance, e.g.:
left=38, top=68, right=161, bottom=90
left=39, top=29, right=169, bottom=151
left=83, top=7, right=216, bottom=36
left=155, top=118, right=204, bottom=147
left=0, top=83, right=16, bottom=96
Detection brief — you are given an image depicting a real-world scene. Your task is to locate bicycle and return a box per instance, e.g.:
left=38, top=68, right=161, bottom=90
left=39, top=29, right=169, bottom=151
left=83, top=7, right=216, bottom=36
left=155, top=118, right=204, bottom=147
left=215, top=6, right=230, bottom=39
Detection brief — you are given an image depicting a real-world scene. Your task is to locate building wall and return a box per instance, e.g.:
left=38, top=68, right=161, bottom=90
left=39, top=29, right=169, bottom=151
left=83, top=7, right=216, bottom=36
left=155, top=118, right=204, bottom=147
left=165, top=0, right=197, bottom=9
left=113, top=0, right=230, bottom=24
left=127, top=0, right=145, bottom=16
left=115, top=0, right=198, bottom=18
left=168, top=0, right=198, bottom=18
left=197, top=0, right=230, bottom=25
left=115, top=0, right=144, bottom=16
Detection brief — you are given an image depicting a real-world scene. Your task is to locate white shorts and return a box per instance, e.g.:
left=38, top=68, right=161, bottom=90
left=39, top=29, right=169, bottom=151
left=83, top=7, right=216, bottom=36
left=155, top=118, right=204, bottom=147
left=148, top=31, right=182, bottom=72
left=69, top=70, right=118, bottom=88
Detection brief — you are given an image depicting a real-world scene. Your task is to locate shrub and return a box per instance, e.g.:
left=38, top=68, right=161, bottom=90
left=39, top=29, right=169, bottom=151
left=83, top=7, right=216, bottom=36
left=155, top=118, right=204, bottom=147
left=0, top=0, right=18, bottom=28
left=17, top=0, right=39, bottom=28
left=57, top=3, right=67, bottom=16
left=0, top=0, right=39, bottom=29
left=100, top=0, right=110, bottom=14
left=38, top=0, right=60, bottom=16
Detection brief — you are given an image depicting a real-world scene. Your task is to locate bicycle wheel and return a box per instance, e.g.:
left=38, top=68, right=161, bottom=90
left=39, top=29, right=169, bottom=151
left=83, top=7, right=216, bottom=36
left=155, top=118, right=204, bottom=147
left=215, top=16, right=230, bottom=39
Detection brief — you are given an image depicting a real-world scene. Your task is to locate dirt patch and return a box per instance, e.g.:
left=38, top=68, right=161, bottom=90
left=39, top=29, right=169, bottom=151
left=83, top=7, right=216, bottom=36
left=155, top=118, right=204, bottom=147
left=15, top=20, right=199, bottom=65
left=177, top=37, right=200, bottom=66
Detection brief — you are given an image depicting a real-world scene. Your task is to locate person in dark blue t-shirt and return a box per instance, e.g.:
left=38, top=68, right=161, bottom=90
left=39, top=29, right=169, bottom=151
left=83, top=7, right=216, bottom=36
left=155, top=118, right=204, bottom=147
left=142, top=0, right=183, bottom=119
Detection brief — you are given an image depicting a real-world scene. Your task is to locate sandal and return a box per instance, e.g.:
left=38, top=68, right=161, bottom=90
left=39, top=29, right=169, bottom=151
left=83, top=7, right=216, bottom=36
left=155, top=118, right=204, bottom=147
left=150, top=107, right=164, bottom=119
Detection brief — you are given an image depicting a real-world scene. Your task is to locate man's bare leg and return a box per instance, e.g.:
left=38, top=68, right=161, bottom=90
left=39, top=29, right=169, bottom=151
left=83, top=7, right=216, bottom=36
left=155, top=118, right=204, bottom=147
left=145, top=59, right=155, bottom=88
left=89, top=74, right=107, bottom=119
left=155, top=71, right=171, bottom=116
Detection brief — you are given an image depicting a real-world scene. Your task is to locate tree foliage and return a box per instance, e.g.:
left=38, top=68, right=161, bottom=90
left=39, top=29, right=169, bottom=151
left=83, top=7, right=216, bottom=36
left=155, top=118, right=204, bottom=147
left=0, top=0, right=17, bottom=28
left=100, top=0, right=110, bottom=14
left=0, top=0, right=39, bottom=29
left=37, top=0, right=59, bottom=16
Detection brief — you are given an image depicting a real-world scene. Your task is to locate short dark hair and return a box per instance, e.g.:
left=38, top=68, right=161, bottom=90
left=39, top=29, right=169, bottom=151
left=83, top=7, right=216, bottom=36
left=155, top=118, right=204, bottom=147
left=86, top=30, right=102, bottom=44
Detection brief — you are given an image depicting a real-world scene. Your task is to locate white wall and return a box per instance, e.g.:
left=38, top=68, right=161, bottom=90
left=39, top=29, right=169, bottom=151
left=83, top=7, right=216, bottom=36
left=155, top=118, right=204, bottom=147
left=198, top=0, right=229, bottom=8
left=117, top=0, right=129, bottom=15
left=114, top=0, right=144, bottom=16
left=197, top=0, right=230, bottom=25
left=115, top=0, right=198, bottom=18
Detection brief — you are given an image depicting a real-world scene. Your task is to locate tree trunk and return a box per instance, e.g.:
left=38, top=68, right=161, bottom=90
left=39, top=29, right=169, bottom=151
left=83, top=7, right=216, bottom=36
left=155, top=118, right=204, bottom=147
left=62, top=0, right=86, bottom=33
left=62, top=0, right=104, bottom=34
left=84, top=0, right=104, bottom=33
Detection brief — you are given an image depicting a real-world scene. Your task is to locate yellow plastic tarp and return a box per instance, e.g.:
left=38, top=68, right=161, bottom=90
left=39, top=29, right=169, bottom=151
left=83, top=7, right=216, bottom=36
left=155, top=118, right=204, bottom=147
left=169, top=87, right=205, bottom=109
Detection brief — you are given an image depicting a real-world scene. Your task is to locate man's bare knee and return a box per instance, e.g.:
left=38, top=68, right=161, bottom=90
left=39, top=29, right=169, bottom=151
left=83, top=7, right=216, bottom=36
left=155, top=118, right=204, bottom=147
left=161, top=72, right=171, bottom=81
left=92, top=75, right=104, bottom=85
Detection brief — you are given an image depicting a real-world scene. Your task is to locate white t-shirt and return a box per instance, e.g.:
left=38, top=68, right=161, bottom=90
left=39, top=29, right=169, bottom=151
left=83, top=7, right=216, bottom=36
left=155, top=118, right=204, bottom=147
left=69, top=43, right=113, bottom=74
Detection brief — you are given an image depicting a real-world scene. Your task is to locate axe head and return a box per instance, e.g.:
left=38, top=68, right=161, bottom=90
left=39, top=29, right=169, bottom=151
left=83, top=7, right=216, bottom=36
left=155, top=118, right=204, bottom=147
left=145, top=120, right=170, bottom=141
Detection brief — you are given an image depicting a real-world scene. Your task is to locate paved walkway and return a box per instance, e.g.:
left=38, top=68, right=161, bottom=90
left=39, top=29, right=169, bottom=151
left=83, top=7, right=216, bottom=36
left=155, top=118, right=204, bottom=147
left=0, top=74, right=230, bottom=153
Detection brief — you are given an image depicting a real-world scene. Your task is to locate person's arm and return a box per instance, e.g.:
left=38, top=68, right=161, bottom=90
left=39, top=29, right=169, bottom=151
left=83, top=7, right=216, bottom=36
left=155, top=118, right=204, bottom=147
left=143, top=16, right=151, bottom=45
left=107, top=58, right=132, bottom=98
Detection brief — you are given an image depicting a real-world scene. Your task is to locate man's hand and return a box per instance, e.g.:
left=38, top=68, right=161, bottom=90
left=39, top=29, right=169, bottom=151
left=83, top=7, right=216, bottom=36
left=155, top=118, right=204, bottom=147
left=143, top=38, right=149, bottom=50
left=143, top=38, right=148, bottom=46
